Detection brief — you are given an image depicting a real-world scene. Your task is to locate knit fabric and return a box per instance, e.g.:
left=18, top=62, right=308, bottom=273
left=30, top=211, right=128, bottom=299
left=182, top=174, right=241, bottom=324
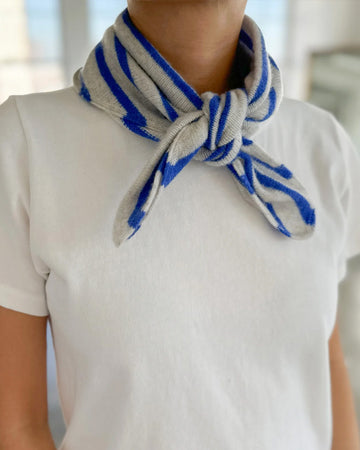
left=73, top=7, right=316, bottom=247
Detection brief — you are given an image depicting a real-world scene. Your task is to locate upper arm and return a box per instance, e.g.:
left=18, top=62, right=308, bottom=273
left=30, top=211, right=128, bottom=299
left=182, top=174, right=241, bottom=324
left=0, top=95, right=52, bottom=441
left=328, top=316, right=345, bottom=366
left=0, top=306, right=49, bottom=439
left=0, top=95, right=51, bottom=440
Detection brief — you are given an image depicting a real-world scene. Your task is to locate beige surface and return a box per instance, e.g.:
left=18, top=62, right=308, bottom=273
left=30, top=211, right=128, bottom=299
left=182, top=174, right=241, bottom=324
left=338, top=254, right=360, bottom=429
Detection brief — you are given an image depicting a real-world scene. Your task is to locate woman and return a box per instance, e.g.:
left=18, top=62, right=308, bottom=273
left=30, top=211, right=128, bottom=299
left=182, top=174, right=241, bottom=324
left=0, top=1, right=360, bottom=449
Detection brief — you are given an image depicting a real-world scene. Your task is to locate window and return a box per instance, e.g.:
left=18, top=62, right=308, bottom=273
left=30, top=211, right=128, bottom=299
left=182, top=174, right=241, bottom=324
left=0, top=0, right=64, bottom=103
left=89, top=0, right=127, bottom=46
left=245, top=0, right=288, bottom=62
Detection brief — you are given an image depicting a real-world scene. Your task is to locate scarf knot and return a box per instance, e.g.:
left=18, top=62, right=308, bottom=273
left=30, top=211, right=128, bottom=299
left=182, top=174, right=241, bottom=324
left=73, top=7, right=317, bottom=247
left=198, top=90, right=252, bottom=167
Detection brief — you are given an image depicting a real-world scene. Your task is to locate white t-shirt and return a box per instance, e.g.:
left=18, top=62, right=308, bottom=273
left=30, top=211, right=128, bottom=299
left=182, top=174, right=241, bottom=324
left=1, top=86, right=360, bottom=450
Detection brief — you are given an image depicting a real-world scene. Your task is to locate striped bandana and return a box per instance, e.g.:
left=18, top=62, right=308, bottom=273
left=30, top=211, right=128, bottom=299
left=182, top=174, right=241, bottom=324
left=73, top=7, right=316, bottom=247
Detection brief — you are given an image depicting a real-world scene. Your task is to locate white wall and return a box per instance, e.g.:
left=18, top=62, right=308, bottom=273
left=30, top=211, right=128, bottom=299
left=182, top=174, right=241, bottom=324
left=60, top=0, right=90, bottom=86
left=282, top=0, right=360, bottom=100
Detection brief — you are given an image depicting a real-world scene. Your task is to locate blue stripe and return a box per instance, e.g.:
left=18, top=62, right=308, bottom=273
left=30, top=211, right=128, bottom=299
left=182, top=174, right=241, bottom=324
left=238, top=150, right=255, bottom=187
left=239, top=147, right=293, bottom=179
left=114, top=34, right=134, bottom=84
left=269, top=55, right=279, bottom=71
left=159, top=90, right=179, bottom=121
left=240, top=29, right=253, bottom=51
left=128, top=142, right=202, bottom=234
left=127, top=208, right=145, bottom=234
left=126, top=226, right=140, bottom=241
left=242, top=137, right=253, bottom=146
left=160, top=146, right=202, bottom=187
left=115, top=30, right=179, bottom=122
left=95, top=42, right=145, bottom=124
left=127, top=192, right=148, bottom=229
left=264, top=202, right=291, bottom=237
left=114, top=32, right=178, bottom=122
left=121, top=117, right=159, bottom=141
left=204, top=95, right=221, bottom=149
left=79, top=72, right=91, bottom=102
left=252, top=158, right=293, bottom=179
left=80, top=81, right=91, bottom=102
left=254, top=169, right=316, bottom=225
left=246, top=87, right=277, bottom=123
left=127, top=226, right=140, bottom=240
left=127, top=162, right=159, bottom=231
left=227, top=163, right=293, bottom=237
left=204, top=140, right=231, bottom=162
left=212, top=139, right=236, bottom=163
left=249, top=33, right=268, bottom=105
left=95, top=41, right=159, bottom=140
left=227, top=163, right=255, bottom=194
left=122, top=8, right=202, bottom=110
left=215, top=91, right=231, bottom=146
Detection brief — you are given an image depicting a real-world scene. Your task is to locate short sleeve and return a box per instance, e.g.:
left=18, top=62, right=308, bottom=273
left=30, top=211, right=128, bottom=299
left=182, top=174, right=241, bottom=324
left=330, top=114, right=360, bottom=282
left=0, top=95, right=49, bottom=316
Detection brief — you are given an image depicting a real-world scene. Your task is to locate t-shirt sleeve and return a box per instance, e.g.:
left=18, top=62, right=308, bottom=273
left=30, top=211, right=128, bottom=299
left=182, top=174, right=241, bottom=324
left=0, top=95, right=49, bottom=316
left=330, top=113, right=360, bottom=282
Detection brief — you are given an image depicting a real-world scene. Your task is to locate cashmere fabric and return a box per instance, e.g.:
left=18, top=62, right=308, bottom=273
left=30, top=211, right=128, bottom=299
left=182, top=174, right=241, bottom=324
left=73, top=7, right=316, bottom=247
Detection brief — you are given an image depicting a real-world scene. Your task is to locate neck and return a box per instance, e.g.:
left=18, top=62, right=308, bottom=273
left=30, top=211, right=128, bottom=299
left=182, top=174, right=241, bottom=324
left=126, top=1, right=248, bottom=95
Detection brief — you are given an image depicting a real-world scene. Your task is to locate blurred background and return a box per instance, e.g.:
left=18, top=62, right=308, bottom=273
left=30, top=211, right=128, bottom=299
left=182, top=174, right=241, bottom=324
left=0, top=0, right=359, bottom=447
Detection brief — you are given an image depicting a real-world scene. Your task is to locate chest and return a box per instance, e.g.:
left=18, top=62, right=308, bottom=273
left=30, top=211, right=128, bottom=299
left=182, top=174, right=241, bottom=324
left=40, top=152, right=338, bottom=358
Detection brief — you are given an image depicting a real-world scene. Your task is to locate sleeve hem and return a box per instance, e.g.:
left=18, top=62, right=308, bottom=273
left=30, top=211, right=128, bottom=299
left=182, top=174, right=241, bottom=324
left=0, top=284, right=49, bottom=317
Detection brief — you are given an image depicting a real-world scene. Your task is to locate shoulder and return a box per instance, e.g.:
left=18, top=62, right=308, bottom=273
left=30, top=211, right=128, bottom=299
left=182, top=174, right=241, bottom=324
left=0, top=86, right=108, bottom=145
left=257, top=95, right=360, bottom=223
left=279, top=96, right=357, bottom=165
left=274, top=96, right=340, bottom=137
left=278, top=96, right=329, bottom=117
left=0, top=86, right=87, bottom=124
left=262, top=95, right=354, bottom=167
left=276, top=96, right=356, bottom=158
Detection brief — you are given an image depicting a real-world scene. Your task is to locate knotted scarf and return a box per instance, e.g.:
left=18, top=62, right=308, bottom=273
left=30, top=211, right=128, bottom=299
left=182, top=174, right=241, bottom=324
left=73, top=7, right=316, bottom=247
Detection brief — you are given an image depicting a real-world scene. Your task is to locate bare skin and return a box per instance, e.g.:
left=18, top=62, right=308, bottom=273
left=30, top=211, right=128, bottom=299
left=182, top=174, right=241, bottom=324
left=126, top=0, right=248, bottom=95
